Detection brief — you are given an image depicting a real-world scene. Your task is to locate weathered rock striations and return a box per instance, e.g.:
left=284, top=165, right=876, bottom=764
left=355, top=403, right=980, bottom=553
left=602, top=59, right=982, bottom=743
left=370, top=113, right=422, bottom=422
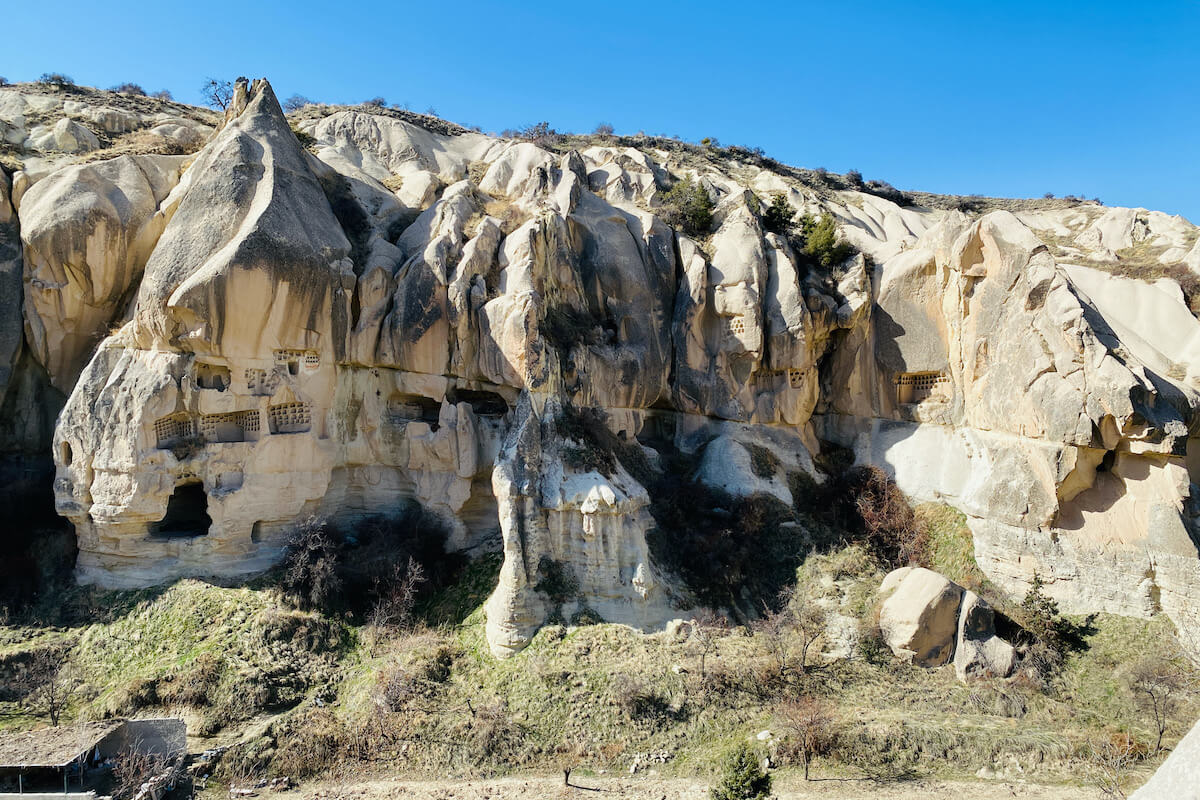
left=0, top=78, right=1195, bottom=657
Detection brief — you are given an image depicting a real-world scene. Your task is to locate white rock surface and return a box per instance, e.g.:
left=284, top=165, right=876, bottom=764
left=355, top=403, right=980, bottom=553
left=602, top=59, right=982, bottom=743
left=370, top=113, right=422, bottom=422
left=878, top=567, right=964, bottom=667
left=0, top=77, right=1191, bottom=660
left=1130, top=717, right=1200, bottom=800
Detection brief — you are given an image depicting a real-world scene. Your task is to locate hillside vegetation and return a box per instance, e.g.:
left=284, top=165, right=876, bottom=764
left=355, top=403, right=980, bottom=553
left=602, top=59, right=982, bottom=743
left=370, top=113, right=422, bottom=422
left=1, top=503, right=1194, bottom=797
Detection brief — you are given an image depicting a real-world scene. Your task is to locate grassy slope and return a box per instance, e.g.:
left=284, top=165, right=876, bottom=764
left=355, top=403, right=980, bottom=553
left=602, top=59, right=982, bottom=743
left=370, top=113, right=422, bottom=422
left=0, top=509, right=1193, bottom=795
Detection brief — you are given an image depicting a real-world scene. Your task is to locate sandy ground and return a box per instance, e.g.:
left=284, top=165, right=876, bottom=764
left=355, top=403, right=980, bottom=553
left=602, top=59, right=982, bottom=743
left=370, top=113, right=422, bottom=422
left=287, top=774, right=1109, bottom=799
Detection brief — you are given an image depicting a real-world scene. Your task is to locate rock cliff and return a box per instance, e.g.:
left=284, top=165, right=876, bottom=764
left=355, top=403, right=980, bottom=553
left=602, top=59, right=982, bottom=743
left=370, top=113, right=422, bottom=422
left=2, top=78, right=1198, bottom=656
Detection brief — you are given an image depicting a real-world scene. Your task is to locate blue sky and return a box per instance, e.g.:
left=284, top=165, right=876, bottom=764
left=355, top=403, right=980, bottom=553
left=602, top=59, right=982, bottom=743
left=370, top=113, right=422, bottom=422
left=6, top=0, right=1198, bottom=220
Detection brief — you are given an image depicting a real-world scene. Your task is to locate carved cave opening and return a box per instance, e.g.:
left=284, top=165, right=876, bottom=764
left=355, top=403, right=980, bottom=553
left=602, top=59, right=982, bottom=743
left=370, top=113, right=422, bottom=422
left=451, top=389, right=509, bottom=417
left=151, top=483, right=212, bottom=538
left=195, top=362, right=231, bottom=391
left=387, top=393, right=442, bottom=429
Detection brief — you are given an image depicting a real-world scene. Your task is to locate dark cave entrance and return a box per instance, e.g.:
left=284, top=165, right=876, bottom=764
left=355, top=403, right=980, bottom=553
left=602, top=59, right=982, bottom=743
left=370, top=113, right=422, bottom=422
left=151, top=483, right=212, bottom=538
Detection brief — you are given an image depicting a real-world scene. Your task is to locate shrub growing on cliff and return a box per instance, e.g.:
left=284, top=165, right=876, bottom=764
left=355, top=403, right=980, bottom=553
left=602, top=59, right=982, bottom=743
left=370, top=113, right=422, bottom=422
left=820, top=465, right=927, bottom=569
left=38, top=72, right=75, bottom=88
left=281, top=507, right=461, bottom=619
left=798, top=212, right=854, bottom=269
left=110, top=82, right=145, bottom=96
left=661, top=177, right=715, bottom=237
left=282, top=517, right=343, bottom=611
left=761, top=193, right=795, bottom=235
left=283, top=94, right=312, bottom=112
left=200, top=77, right=233, bottom=110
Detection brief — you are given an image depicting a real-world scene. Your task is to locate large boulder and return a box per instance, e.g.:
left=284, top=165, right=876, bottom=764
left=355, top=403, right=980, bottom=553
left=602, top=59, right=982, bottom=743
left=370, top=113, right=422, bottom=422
left=953, top=590, right=1016, bottom=681
left=1130, top=718, right=1200, bottom=799
left=27, top=118, right=101, bottom=153
left=878, top=567, right=964, bottom=667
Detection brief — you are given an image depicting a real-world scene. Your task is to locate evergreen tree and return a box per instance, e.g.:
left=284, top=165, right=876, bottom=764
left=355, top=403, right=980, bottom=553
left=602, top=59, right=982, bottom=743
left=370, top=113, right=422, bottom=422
left=710, top=741, right=771, bottom=800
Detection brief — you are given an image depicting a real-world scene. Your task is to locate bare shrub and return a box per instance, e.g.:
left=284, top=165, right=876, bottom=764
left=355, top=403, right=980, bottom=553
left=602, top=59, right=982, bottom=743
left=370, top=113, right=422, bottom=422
left=150, top=89, right=172, bottom=101
left=822, top=465, right=926, bottom=569
left=38, top=73, right=75, bottom=88
left=610, top=674, right=668, bottom=720
left=1087, top=732, right=1145, bottom=798
left=283, top=94, right=312, bottom=112
left=110, top=83, right=145, bottom=96
left=376, top=639, right=456, bottom=711
left=513, top=121, right=561, bottom=146
left=368, top=556, right=426, bottom=632
left=111, top=748, right=170, bottom=800
left=754, top=587, right=826, bottom=680
left=1128, top=656, right=1186, bottom=753
left=281, top=516, right=343, bottom=611
left=18, top=648, right=81, bottom=726
left=593, top=122, right=615, bottom=136
left=465, top=699, right=523, bottom=763
left=776, top=695, right=836, bottom=780
left=688, top=610, right=730, bottom=680
left=200, top=78, right=233, bottom=110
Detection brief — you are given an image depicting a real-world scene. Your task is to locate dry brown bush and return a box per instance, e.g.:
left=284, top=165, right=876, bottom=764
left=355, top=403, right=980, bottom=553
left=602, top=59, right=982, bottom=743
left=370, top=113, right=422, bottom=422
left=776, top=695, right=836, bottom=780
left=111, top=748, right=170, bottom=800
left=1087, top=732, right=1146, bottom=798
left=270, top=708, right=350, bottom=779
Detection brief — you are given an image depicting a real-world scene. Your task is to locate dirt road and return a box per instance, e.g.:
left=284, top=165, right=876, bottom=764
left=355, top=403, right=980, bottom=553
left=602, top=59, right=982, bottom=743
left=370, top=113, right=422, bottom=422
left=292, top=774, right=1109, bottom=799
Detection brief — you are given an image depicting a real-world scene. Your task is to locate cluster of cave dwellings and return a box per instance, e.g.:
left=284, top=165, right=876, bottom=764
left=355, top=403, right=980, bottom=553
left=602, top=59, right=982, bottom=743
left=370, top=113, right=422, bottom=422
left=153, top=403, right=313, bottom=448
left=894, top=371, right=950, bottom=404
left=752, top=367, right=807, bottom=389
left=153, top=351, right=321, bottom=448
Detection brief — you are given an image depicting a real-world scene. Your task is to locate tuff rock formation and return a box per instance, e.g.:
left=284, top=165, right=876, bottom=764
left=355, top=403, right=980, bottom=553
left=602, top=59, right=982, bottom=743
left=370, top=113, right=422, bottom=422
left=1, top=78, right=1198, bottom=657
left=1130, top=717, right=1200, bottom=799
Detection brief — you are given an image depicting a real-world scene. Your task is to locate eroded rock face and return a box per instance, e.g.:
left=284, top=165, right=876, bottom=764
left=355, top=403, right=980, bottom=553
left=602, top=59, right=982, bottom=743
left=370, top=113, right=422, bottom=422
left=1, top=76, right=1193, bottom=658
left=20, top=154, right=186, bottom=389
left=820, top=206, right=1200, bottom=639
left=483, top=396, right=677, bottom=657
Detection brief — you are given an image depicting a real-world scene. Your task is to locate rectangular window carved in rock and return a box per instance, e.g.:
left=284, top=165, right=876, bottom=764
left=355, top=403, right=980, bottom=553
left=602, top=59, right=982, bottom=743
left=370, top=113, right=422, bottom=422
left=895, top=371, right=950, bottom=404
left=155, top=413, right=195, bottom=449
left=268, top=402, right=312, bottom=434
left=274, top=349, right=319, bottom=376
left=199, top=411, right=256, bottom=443
left=245, top=368, right=270, bottom=395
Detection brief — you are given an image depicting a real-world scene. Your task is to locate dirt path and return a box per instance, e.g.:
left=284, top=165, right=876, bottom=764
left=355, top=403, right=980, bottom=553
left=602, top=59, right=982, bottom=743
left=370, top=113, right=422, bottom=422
left=292, top=774, right=1108, bottom=799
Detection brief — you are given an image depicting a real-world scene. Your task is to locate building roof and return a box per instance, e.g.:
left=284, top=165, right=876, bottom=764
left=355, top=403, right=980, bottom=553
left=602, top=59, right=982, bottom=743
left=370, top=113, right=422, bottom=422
left=0, top=721, right=125, bottom=769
